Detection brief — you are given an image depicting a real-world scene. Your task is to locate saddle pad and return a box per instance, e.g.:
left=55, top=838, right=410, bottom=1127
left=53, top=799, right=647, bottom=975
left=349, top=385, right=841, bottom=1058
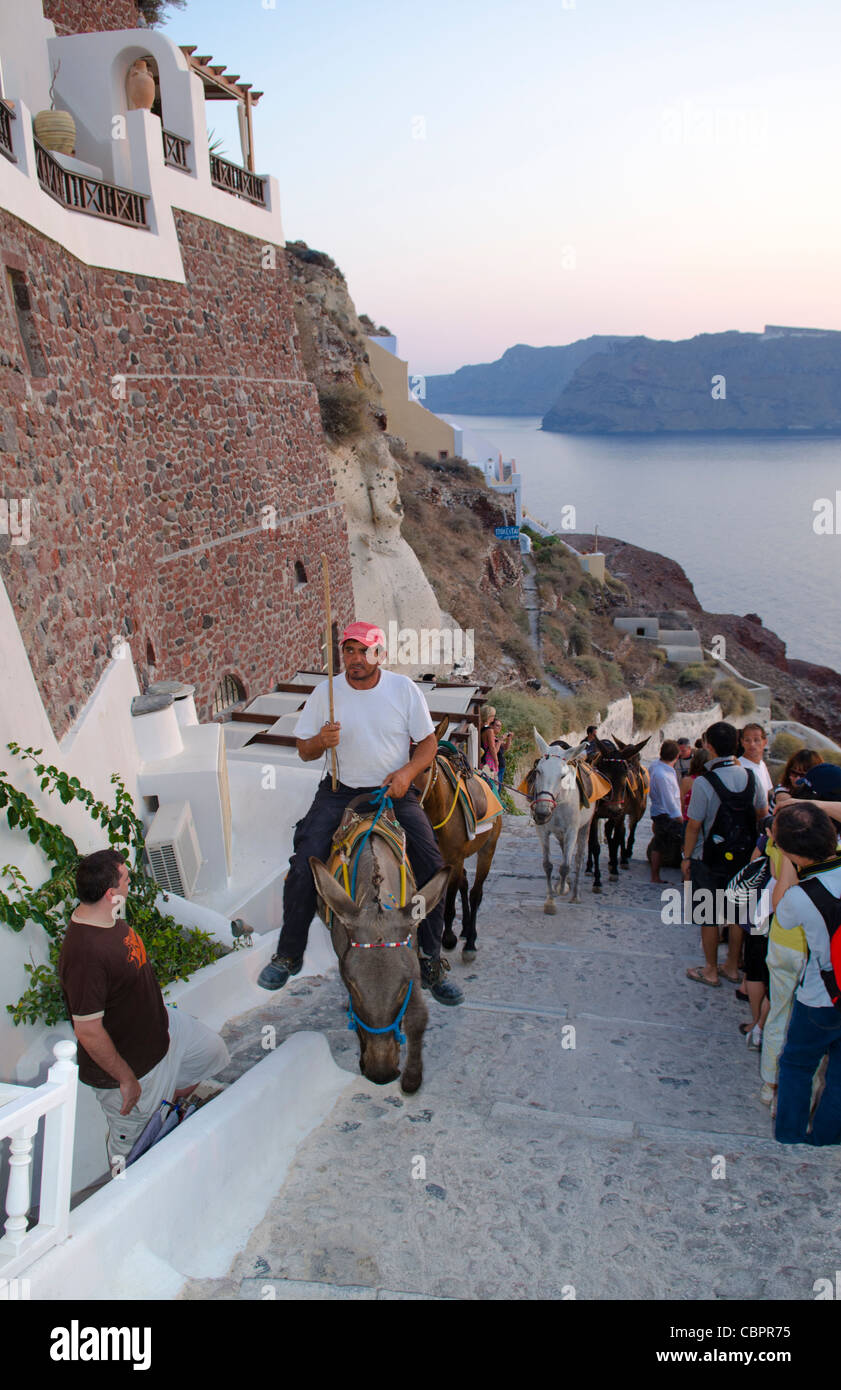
left=474, top=778, right=504, bottom=833
left=321, top=811, right=412, bottom=927
left=437, top=756, right=503, bottom=838
left=464, top=773, right=488, bottom=822
left=575, top=762, right=612, bottom=807
left=625, top=764, right=650, bottom=798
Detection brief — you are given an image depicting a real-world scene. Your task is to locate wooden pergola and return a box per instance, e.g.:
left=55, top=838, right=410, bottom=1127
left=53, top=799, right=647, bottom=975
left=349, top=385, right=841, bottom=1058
left=180, top=46, right=264, bottom=172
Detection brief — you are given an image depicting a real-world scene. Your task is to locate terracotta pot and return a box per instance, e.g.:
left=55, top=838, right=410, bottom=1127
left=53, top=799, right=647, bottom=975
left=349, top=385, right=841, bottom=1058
left=33, top=108, right=76, bottom=155
left=126, top=60, right=156, bottom=111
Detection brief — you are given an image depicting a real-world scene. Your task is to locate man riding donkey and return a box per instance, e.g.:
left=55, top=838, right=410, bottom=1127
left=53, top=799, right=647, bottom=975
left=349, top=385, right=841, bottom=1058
left=257, top=622, right=464, bottom=1006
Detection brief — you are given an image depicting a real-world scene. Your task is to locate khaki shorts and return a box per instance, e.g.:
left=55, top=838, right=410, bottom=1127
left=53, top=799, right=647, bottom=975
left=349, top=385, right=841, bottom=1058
left=95, top=1005, right=230, bottom=1161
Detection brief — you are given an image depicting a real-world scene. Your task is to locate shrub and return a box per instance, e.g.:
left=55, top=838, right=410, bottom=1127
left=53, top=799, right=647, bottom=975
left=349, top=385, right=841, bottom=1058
left=632, top=687, right=674, bottom=731
left=501, top=632, right=536, bottom=672
left=568, top=622, right=590, bottom=656
left=573, top=655, right=601, bottom=681
left=604, top=662, right=625, bottom=693
left=651, top=683, right=677, bottom=715
left=0, top=746, right=224, bottom=1027
left=567, top=693, right=600, bottom=729
left=489, top=688, right=591, bottom=779
left=715, top=678, right=756, bottom=718
left=318, top=384, right=368, bottom=440
left=677, top=663, right=713, bottom=688
left=770, top=731, right=806, bottom=763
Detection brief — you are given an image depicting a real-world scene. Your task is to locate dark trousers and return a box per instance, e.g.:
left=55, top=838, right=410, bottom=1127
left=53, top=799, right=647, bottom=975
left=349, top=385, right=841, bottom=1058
left=276, top=779, right=447, bottom=960
left=775, top=999, right=841, bottom=1145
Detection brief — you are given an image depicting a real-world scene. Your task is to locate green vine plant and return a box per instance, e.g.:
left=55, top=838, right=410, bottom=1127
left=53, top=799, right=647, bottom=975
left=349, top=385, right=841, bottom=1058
left=0, top=744, right=225, bottom=1027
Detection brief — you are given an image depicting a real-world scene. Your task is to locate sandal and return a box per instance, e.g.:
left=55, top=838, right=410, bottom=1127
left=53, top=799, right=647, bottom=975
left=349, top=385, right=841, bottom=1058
left=686, top=966, right=721, bottom=988
left=739, top=1022, right=753, bottom=1035
left=720, top=969, right=741, bottom=984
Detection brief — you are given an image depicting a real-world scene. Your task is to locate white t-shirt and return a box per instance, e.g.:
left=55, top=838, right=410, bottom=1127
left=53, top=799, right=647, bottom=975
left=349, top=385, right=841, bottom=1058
left=739, top=755, right=773, bottom=799
left=294, top=670, right=435, bottom=789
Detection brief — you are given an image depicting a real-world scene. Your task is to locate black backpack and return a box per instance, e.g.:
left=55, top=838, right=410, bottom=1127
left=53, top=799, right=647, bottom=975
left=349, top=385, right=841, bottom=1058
left=700, top=767, right=757, bottom=875
left=798, top=861, right=841, bottom=1014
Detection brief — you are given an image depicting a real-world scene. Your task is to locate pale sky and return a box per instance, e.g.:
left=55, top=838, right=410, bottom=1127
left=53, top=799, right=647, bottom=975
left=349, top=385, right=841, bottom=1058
left=161, top=0, right=841, bottom=374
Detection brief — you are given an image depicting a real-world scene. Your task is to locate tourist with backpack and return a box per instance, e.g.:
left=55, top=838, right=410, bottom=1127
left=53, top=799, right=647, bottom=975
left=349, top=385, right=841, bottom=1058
left=771, top=801, right=841, bottom=1144
left=682, top=722, right=768, bottom=988
left=759, top=766, right=841, bottom=1110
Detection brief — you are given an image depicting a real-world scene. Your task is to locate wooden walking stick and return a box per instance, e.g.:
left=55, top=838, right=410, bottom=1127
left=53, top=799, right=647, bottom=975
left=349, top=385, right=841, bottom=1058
left=321, top=552, right=338, bottom=790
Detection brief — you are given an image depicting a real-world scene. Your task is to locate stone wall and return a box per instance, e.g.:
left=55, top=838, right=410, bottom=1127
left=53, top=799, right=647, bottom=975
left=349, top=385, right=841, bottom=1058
left=0, top=207, right=353, bottom=733
left=42, top=0, right=140, bottom=35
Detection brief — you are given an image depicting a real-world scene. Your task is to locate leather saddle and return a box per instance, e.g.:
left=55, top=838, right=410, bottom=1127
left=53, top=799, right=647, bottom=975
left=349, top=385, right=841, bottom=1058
left=436, top=751, right=501, bottom=837
left=520, top=752, right=611, bottom=809
left=321, top=795, right=413, bottom=925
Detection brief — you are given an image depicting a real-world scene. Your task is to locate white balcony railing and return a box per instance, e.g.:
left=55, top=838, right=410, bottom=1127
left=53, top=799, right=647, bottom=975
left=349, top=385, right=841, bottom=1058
left=0, top=1041, right=78, bottom=1280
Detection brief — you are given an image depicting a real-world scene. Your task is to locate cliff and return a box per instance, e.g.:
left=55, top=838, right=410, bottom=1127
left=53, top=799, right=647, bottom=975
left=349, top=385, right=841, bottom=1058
left=285, top=251, right=841, bottom=735
left=543, top=330, right=841, bottom=434
left=575, top=533, right=841, bottom=740
left=284, top=242, right=527, bottom=681
left=422, top=337, right=631, bottom=416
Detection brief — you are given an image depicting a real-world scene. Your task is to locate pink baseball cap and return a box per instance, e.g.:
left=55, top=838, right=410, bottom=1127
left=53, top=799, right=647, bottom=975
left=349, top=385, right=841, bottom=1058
left=341, top=621, right=386, bottom=648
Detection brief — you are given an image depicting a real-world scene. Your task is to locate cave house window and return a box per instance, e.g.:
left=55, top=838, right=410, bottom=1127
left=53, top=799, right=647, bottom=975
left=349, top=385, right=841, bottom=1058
left=212, top=673, right=246, bottom=717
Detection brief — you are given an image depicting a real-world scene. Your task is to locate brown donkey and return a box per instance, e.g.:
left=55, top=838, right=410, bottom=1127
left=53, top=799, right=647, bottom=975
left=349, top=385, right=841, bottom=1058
left=414, top=719, right=502, bottom=964
left=586, top=736, right=650, bottom=889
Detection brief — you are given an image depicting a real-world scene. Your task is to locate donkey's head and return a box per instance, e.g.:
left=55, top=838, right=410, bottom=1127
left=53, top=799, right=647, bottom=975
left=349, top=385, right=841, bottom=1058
left=530, top=729, right=588, bottom=825
left=591, top=737, right=650, bottom=815
left=310, top=858, right=449, bottom=1086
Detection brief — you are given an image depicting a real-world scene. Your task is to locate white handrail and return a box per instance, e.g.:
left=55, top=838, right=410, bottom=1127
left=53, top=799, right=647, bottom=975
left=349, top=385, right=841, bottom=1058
left=0, top=1041, right=78, bottom=1280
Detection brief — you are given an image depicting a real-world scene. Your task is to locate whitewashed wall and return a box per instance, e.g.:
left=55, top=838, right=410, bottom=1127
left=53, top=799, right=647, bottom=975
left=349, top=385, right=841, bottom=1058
left=2, top=26, right=282, bottom=285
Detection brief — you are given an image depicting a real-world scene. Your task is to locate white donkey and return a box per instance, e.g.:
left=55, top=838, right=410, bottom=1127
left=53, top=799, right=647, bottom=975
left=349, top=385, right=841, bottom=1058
left=529, top=731, right=594, bottom=912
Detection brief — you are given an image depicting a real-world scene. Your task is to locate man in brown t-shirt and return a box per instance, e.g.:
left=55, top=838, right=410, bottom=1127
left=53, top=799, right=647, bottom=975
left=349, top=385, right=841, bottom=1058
left=59, top=848, right=229, bottom=1162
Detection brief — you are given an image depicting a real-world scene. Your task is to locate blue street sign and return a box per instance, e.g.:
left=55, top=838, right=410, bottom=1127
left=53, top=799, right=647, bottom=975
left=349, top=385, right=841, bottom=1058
left=494, top=525, right=520, bottom=539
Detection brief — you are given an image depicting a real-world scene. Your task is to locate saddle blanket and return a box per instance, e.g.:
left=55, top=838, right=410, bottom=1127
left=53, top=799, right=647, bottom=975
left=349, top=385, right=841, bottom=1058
left=436, top=756, right=504, bottom=839
left=321, top=804, right=413, bottom=927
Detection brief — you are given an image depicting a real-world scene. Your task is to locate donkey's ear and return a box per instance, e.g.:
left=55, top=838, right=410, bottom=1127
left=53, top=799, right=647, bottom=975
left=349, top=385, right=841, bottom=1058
left=434, top=715, right=449, bottom=743
left=402, top=868, right=451, bottom=926
left=309, top=858, right=364, bottom=924
left=562, top=740, right=589, bottom=761
left=534, top=727, right=550, bottom=757
left=625, top=737, right=650, bottom=757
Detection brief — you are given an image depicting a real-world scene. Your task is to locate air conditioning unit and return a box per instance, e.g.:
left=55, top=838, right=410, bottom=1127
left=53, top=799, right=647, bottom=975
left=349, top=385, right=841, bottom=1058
left=145, top=801, right=203, bottom=899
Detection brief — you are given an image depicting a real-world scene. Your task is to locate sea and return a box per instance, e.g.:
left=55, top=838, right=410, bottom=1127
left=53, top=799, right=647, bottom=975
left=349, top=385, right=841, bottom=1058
left=443, top=416, right=841, bottom=677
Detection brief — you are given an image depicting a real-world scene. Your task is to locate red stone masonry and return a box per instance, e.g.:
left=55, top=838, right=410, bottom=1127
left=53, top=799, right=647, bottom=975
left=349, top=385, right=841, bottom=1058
left=42, top=0, right=141, bottom=35
left=0, top=208, right=354, bottom=735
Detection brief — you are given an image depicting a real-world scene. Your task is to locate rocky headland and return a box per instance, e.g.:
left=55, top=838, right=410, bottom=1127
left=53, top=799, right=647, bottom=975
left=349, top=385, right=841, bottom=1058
left=421, top=327, right=841, bottom=436
left=423, top=337, right=631, bottom=416
left=575, top=532, right=841, bottom=740
left=542, top=329, right=841, bottom=434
